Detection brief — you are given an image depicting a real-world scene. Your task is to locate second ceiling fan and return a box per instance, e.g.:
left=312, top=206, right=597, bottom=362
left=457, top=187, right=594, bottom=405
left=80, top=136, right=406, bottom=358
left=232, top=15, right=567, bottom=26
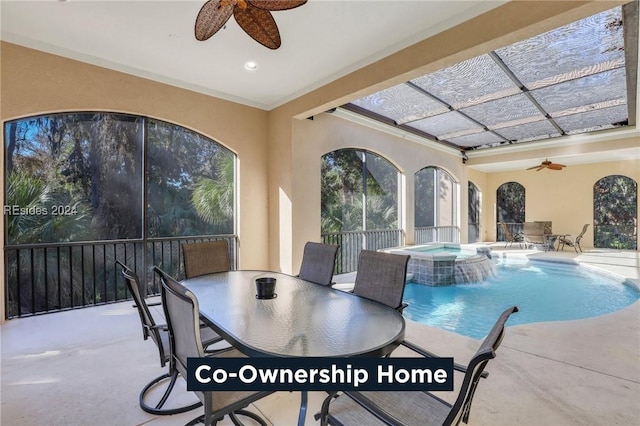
left=527, top=159, right=567, bottom=171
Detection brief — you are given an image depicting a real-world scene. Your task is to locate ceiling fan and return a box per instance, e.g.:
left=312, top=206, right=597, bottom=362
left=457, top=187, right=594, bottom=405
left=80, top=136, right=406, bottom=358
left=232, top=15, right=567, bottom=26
left=526, top=159, right=567, bottom=171
left=195, top=0, right=308, bottom=49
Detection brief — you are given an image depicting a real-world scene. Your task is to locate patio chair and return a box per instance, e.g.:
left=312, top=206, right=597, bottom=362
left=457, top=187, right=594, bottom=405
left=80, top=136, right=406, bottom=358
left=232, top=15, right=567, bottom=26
left=297, top=241, right=339, bottom=286
left=523, top=222, right=549, bottom=251
left=155, top=266, right=273, bottom=426
left=558, top=224, right=589, bottom=253
left=116, top=261, right=224, bottom=415
left=182, top=240, right=231, bottom=279
left=352, top=250, right=410, bottom=312
left=500, top=222, right=522, bottom=248
left=318, top=306, right=519, bottom=426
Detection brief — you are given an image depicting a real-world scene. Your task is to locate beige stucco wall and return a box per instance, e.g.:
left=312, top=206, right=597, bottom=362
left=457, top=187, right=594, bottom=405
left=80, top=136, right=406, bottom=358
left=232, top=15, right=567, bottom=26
left=0, top=42, right=271, bottom=321
left=483, top=159, right=640, bottom=248
left=288, top=112, right=466, bottom=273
left=287, top=111, right=639, bottom=265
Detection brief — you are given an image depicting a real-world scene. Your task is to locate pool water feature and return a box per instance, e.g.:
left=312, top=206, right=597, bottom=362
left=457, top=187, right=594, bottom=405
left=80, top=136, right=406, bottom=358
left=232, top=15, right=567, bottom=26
left=384, top=243, right=495, bottom=285
left=402, top=257, right=640, bottom=339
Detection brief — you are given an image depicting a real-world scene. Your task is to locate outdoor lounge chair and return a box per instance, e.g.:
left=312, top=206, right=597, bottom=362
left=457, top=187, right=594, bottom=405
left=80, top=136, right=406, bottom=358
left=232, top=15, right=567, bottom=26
left=182, top=240, right=231, bottom=278
left=298, top=241, right=339, bottom=286
left=558, top=224, right=589, bottom=253
left=116, top=260, right=224, bottom=415
left=353, top=250, right=410, bottom=312
left=523, top=222, right=549, bottom=251
left=500, top=222, right=522, bottom=248
left=318, top=306, right=519, bottom=426
left=155, top=266, right=273, bottom=426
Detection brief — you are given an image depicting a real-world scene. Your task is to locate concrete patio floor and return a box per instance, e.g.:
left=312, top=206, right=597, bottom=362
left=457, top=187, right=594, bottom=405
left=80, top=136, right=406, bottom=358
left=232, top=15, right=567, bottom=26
left=1, top=247, right=639, bottom=425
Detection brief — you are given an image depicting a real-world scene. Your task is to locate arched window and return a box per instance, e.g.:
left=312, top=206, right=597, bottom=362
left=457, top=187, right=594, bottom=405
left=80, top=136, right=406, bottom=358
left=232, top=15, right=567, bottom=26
left=496, top=182, right=525, bottom=241
left=415, top=166, right=459, bottom=243
left=468, top=181, right=481, bottom=243
left=321, top=149, right=401, bottom=272
left=593, top=175, right=637, bottom=249
left=4, top=112, right=236, bottom=317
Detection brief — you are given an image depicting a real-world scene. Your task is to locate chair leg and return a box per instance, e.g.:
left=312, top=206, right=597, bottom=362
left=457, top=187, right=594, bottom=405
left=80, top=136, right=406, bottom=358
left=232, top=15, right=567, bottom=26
left=139, top=370, right=202, bottom=415
left=230, top=410, right=269, bottom=426
left=186, top=410, right=267, bottom=426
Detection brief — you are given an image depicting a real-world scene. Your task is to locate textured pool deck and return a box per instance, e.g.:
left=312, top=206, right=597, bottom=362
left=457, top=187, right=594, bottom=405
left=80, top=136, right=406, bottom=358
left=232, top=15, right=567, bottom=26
left=1, top=247, right=639, bottom=425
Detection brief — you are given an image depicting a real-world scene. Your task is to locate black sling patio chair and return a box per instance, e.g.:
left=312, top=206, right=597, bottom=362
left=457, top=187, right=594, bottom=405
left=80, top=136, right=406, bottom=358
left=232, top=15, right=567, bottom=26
left=183, top=240, right=232, bottom=279
left=352, top=249, right=410, bottom=312
left=116, top=260, right=225, bottom=415
left=297, top=241, right=339, bottom=286
left=155, top=266, right=274, bottom=426
left=318, top=306, right=519, bottom=426
left=558, top=224, right=589, bottom=253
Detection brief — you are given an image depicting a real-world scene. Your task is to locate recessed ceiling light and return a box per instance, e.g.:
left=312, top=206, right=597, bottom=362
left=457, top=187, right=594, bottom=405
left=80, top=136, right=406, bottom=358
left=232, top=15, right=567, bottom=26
left=244, top=61, right=258, bottom=71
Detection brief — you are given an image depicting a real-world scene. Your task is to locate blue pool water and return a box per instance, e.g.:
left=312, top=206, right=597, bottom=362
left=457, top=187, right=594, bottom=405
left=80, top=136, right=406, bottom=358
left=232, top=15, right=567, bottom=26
left=403, top=258, right=640, bottom=339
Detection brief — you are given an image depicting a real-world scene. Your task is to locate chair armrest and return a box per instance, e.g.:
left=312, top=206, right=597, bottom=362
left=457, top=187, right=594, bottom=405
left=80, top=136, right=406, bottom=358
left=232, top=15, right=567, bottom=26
left=401, top=340, right=488, bottom=378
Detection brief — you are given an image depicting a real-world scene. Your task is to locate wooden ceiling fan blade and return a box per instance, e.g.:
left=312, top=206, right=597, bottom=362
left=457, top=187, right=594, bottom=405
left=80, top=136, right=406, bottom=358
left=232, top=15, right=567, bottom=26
left=527, top=159, right=566, bottom=171
left=234, top=3, right=281, bottom=49
left=248, top=0, right=307, bottom=11
left=195, top=0, right=234, bottom=41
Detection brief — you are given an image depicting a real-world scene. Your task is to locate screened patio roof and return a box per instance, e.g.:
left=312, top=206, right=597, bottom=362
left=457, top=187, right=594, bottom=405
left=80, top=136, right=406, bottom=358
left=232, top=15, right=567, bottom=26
left=345, top=4, right=639, bottom=152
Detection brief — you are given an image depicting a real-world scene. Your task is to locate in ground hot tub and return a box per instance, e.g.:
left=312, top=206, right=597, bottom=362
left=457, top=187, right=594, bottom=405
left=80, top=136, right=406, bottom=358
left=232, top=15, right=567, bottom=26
left=382, top=243, right=495, bottom=285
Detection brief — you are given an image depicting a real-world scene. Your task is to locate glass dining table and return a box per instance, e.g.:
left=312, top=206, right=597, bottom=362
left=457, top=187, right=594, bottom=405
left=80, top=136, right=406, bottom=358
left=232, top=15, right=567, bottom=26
left=182, top=270, right=406, bottom=425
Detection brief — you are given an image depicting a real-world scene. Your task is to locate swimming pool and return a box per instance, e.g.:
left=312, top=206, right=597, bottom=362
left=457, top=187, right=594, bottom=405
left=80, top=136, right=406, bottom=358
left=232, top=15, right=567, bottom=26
left=402, top=257, right=640, bottom=339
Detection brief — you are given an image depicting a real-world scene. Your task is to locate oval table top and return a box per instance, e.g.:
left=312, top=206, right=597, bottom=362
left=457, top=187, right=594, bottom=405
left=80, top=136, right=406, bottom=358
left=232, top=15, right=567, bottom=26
left=182, top=270, right=405, bottom=358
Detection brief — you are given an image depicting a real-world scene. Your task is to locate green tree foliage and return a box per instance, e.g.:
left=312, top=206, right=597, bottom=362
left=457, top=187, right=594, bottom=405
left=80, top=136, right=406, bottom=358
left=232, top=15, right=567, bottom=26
left=593, top=175, right=637, bottom=249
left=191, top=152, right=234, bottom=228
left=321, top=149, right=398, bottom=234
left=497, top=182, right=525, bottom=224
left=415, top=167, right=457, bottom=228
left=4, top=113, right=236, bottom=317
left=146, top=119, right=235, bottom=237
left=4, top=113, right=126, bottom=244
left=85, top=114, right=143, bottom=239
left=415, top=167, right=436, bottom=227
left=468, top=181, right=481, bottom=242
left=6, top=172, right=92, bottom=244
